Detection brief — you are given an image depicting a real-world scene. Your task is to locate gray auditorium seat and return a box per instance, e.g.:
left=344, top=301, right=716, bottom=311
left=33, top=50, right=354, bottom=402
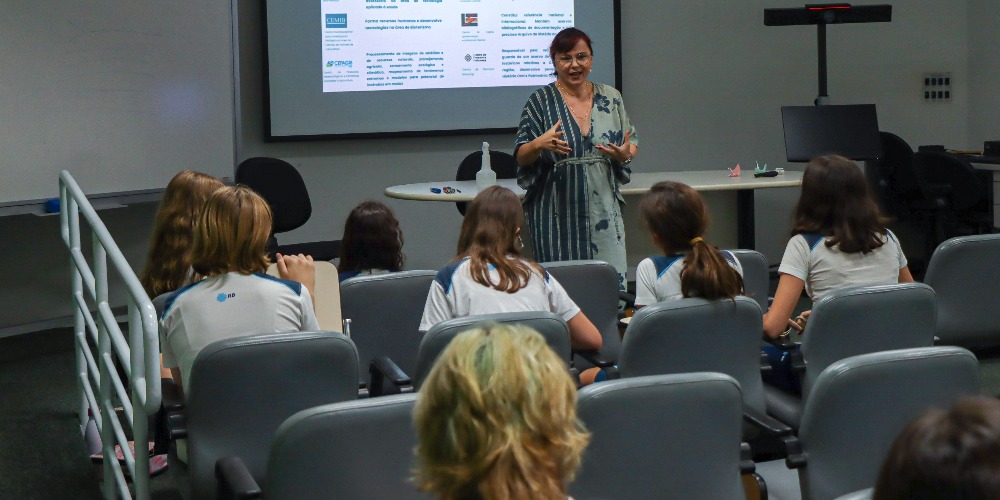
left=340, top=270, right=436, bottom=377
left=412, top=311, right=571, bottom=388
left=729, top=249, right=771, bottom=312
left=756, top=347, right=980, bottom=500
left=924, top=234, right=1000, bottom=348
left=619, top=296, right=790, bottom=438
left=571, top=373, right=748, bottom=500
left=217, top=394, right=428, bottom=500
left=765, top=283, right=937, bottom=428
left=542, top=260, right=622, bottom=371
left=174, top=331, right=359, bottom=500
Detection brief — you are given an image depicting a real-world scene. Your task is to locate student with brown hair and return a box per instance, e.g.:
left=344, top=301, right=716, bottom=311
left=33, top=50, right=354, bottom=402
left=419, top=186, right=602, bottom=351
left=874, top=396, right=1000, bottom=500
left=633, top=181, right=744, bottom=307
left=763, top=155, right=914, bottom=339
left=337, top=200, right=405, bottom=282
left=159, top=185, right=317, bottom=394
left=140, top=170, right=224, bottom=298
left=414, top=324, right=590, bottom=500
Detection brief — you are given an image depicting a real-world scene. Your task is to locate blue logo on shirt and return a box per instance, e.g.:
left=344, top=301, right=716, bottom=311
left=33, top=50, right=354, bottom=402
left=216, top=292, right=236, bottom=303
left=325, top=14, right=347, bottom=28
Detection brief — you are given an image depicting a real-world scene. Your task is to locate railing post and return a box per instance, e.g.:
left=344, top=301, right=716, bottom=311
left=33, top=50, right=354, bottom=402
left=93, top=236, right=114, bottom=499
left=130, top=301, right=150, bottom=500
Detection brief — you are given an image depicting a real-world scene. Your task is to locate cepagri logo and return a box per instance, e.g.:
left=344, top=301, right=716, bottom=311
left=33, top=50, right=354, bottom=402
left=325, top=13, right=347, bottom=28
left=326, top=60, right=352, bottom=68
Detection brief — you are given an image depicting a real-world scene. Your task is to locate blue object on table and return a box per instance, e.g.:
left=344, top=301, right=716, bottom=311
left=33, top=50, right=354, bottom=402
left=430, top=187, right=441, bottom=194
left=44, top=198, right=60, bottom=213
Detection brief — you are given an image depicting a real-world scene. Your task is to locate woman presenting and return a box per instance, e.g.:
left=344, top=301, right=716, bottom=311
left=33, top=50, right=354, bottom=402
left=515, top=27, right=638, bottom=290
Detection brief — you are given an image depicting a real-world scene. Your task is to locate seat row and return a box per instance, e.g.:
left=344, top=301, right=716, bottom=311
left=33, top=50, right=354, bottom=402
left=168, top=329, right=980, bottom=499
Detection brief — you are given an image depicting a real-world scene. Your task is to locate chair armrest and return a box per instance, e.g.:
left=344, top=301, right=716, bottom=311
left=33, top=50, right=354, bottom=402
left=783, top=435, right=806, bottom=469
left=572, top=349, right=620, bottom=379
left=618, top=290, right=636, bottom=309
left=216, top=456, right=262, bottom=500
left=762, top=334, right=796, bottom=351
left=789, top=349, right=806, bottom=374
left=739, top=442, right=756, bottom=474
left=743, top=406, right=794, bottom=437
left=161, top=378, right=184, bottom=412
left=759, top=351, right=772, bottom=373
left=368, top=356, right=413, bottom=397
left=167, top=413, right=187, bottom=440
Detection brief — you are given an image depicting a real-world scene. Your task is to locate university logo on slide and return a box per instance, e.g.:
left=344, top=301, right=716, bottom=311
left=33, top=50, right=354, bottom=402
left=461, top=13, right=478, bottom=26
left=325, top=13, right=347, bottom=28
left=326, top=60, right=352, bottom=68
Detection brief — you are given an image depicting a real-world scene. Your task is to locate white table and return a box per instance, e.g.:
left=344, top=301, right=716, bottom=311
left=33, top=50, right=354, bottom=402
left=386, top=171, right=802, bottom=250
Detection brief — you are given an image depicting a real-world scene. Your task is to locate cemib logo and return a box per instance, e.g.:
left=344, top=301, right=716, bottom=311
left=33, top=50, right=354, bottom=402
left=325, top=13, right=347, bottom=28
left=326, top=60, right=353, bottom=68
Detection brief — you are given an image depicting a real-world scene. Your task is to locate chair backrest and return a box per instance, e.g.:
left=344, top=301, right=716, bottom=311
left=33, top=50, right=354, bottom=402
left=913, top=151, right=984, bottom=211
left=618, top=297, right=767, bottom=412
left=184, top=331, right=359, bottom=499
left=266, top=394, right=429, bottom=499
left=267, top=261, right=342, bottom=331
left=799, top=282, right=937, bottom=398
left=878, top=131, right=919, bottom=196
left=340, top=270, right=436, bottom=376
left=572, top=373, right=746, bottom=500
left=413, top=311, right=571, bottom=388
left=924, top=234, right=1000, bottom=348
left=235, top=156, right=311, bottom=234
left=455, top=150, right=519, bottom=214
left=729, top=249, right=770, bottom=312
left=797, top=347, right=980, bottom=500
left=541, top=260, right=622, bottom=370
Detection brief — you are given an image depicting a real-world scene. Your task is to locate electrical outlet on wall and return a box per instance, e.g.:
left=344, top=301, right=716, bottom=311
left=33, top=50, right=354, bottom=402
left=922, top=72, right=952, bottom=102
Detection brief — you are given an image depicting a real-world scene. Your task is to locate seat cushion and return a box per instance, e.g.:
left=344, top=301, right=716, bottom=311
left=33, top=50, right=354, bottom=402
left=764, top=385, right=803, bottom=429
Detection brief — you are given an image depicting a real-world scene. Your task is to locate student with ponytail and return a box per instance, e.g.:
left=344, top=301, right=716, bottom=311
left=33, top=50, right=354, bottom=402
left=633, top=181, right=744, bottom=308
left=419, top=186, right=602, bottom=351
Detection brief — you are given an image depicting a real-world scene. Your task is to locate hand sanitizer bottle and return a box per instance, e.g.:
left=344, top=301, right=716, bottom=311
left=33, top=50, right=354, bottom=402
left=476, top=141, right=496, bottom=190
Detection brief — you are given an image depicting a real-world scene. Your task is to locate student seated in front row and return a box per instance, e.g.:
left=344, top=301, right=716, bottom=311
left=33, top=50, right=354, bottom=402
left=763, top=155, right=914, bottom=339
left=337, top=200, right=406, bottom=282
left=761, top=155, right=913, bottom=394
left=418, top=186, right=602, bottom=351
left=159, top=185, right=318, bottom=396
left=634, top=181, right=745, bottom=307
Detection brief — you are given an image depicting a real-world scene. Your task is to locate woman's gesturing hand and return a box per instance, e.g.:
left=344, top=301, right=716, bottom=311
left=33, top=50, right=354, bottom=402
left=596, top=129, right=633, bottom=163
left=537, top=120, right=572, bottom=156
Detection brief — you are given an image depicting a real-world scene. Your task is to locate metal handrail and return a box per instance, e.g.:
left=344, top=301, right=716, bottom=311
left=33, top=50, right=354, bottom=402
left=60, top=171, right=161, bottom=500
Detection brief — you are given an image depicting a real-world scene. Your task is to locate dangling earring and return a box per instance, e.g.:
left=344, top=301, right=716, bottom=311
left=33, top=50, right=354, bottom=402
left=517, top=235, right=525, bottom=249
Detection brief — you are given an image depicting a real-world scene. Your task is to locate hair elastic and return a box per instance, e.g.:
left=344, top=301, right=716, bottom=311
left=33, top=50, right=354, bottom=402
left=689, top=237, right=704, bottom=246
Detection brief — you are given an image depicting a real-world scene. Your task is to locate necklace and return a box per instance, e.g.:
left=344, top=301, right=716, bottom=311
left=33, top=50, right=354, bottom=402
left=557, top=81, right=592, bottom=121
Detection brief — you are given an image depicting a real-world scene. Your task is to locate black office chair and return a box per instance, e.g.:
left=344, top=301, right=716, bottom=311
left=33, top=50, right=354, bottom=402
left=912, top=150, right=992, bottom=257
left=454, top=150, right=518, bottom=215
left=235, top=157, right=341, bottom=260
left=871, top=132, right=925, bottom=218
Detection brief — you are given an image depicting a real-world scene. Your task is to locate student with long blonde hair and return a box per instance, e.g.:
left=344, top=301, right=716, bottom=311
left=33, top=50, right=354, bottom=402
left=140, top=170, right=224, bottom=298
left=414, top=324, right=590, bottom=500
left=159, top=185, right=317, bottom=393
left=634, top=181, right=744, bottom=307
left=419, top=186, right=602, bottom=351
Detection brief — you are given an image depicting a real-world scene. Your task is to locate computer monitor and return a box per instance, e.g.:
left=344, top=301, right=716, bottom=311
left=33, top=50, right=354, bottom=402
left=781, top=104, right=881, bottom=162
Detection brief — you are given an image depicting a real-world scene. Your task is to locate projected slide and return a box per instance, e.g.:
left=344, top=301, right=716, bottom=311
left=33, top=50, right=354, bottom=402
left=320, top=0, right=573, bottom=93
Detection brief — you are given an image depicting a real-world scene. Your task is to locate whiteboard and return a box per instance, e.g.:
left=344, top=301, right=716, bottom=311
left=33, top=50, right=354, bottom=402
left=0, top=0, right=235, bottom=205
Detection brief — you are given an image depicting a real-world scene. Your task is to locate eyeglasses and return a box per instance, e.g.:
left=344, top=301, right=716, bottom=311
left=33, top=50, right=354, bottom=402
left=555, top=53, right=592, bottom=66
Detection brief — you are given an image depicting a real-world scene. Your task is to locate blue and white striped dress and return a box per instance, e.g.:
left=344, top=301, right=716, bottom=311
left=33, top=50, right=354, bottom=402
left=514, top=82, right=638, bottom=290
